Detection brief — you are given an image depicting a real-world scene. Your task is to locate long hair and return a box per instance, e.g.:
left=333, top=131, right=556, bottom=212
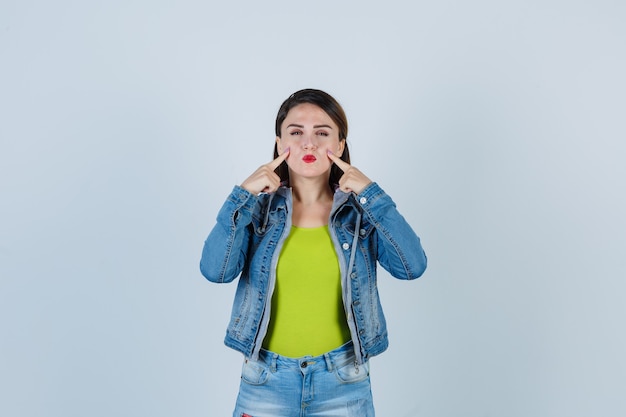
left=273, top=89, right=350, bottom=189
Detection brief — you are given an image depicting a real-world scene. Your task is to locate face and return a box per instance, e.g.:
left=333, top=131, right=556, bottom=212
left=276, top=103, right=345, bottom=180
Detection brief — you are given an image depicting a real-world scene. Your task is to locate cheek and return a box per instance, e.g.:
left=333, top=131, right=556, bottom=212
left=324, top=144, right=341, bottom=156
left=323, top=141, right=336, bottom=151
left=282, top=138, right=299, bottom=151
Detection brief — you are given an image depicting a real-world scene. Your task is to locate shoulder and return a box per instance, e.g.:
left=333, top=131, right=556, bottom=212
left=256, top=186, right=291, bottom=211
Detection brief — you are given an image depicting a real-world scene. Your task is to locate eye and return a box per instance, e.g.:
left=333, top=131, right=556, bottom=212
left=290, top=130, right=302, bottom=136
left=317, top=131, right=329, bottom=137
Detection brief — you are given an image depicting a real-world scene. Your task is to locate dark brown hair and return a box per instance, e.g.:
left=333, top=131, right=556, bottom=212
left=273, top=88, right=350, bottom=189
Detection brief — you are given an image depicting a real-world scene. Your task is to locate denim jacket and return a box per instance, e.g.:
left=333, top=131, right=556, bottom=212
left=200, top=182, right=427, bottom=364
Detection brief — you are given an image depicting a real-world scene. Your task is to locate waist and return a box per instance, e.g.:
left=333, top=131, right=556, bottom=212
left=256, top=341, right=358, bottom=372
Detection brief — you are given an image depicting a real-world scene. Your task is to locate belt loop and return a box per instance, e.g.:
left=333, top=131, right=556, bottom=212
left=324, top=353, right=333, bottom=372
left=270, top=353, right=278, bottom=373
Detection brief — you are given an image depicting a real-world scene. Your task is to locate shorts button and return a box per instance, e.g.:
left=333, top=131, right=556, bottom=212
left=301, top=362, right=308, bottom=368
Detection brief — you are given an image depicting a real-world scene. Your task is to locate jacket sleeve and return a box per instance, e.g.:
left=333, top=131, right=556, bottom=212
left=199, top=186, right=258, bottom=283
left=357, top=183, right=427, bottom=280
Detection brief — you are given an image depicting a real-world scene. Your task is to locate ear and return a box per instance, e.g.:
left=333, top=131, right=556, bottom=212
left=336, top=139, right=346, bottom=157
left=276, top=136, right=282, bottom=152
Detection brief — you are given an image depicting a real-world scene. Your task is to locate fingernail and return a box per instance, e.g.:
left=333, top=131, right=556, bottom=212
left=285, top=147, right=290, bottom=153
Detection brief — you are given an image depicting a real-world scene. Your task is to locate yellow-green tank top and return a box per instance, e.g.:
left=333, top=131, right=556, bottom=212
left=262, top=225, right=351, bottom=357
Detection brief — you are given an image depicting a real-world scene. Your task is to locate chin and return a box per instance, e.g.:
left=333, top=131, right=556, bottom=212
left=289, top=166, right=332, bottom=180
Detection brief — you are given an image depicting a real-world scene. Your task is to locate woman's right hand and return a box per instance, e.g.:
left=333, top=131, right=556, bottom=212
left=240, top=148, right=290, bottom=194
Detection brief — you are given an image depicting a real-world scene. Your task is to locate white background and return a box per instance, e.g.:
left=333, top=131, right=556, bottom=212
left=1, top=1, right=625, bottom=416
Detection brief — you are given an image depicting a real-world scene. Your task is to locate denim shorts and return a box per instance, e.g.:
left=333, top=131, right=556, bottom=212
left=233, top=341, right=375, bottom=417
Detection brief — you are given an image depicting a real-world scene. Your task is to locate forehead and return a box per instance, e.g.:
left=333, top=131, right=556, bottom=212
left=283, top=103, right=336, bottom=126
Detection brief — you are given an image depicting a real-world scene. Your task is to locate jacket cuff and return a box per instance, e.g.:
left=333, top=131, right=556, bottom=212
left=216, top=185, right=258, bottom=226
left=229, top=185, right=258, bottom=211
left=356, top=182, right=389, bottom=207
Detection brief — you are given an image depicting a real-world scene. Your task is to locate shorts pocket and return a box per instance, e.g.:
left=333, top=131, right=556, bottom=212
left=240, top=358, right=270, bottom=385
left=334, top=359, right=370, bottom=384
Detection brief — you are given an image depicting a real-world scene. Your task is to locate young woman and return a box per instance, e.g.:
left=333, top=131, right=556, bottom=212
left=200, top=89, right=427, bottom=417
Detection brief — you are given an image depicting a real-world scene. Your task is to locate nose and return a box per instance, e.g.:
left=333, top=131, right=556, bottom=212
left=302, top=134, right=317, bottom=150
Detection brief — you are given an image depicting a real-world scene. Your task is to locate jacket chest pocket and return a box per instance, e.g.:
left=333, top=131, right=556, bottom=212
left=251, top=207, right=286, bottom=238
left=336, top=220, right=374, bottom=241
left=333, top=205, right=373, bottom=240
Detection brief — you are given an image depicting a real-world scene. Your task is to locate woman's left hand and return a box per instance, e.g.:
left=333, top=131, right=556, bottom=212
left=327, top=150, right=372, bottom=195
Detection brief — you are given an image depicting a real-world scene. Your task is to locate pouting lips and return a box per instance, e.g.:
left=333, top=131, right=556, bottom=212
left=302, top=155, right=317, bottom=163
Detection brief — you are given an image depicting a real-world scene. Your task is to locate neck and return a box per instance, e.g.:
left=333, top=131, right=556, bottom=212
left=290, top=176, right=333, bottom=205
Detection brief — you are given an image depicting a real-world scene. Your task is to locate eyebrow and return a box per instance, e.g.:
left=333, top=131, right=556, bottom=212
left=286, top=124, right=333, bottom=129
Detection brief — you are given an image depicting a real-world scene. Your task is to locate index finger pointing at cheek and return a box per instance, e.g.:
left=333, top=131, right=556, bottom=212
left=268, top=147, right=290, bottom=170
left=327, top=150, right=350, bottom=172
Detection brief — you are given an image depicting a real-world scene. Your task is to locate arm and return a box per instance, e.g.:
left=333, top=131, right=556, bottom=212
left=199, top=186, right=257, bottom=283
left=200, top=149, right=290, bottom=283
left=358, top=182, right=427, bottom=280
left=326, top=151, right=427, bottom=280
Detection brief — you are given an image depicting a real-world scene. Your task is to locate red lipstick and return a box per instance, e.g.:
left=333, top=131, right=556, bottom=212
left=302, top=155, right=317, bottom=163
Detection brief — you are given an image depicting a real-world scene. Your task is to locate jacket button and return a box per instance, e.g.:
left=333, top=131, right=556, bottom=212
left=342, top=242, right=350, bottom=250
left=359, top=197, right=367, bottom=204
left=350, top=272, right=357, bottom=279
left=359, top=229, right=366, bottom=236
